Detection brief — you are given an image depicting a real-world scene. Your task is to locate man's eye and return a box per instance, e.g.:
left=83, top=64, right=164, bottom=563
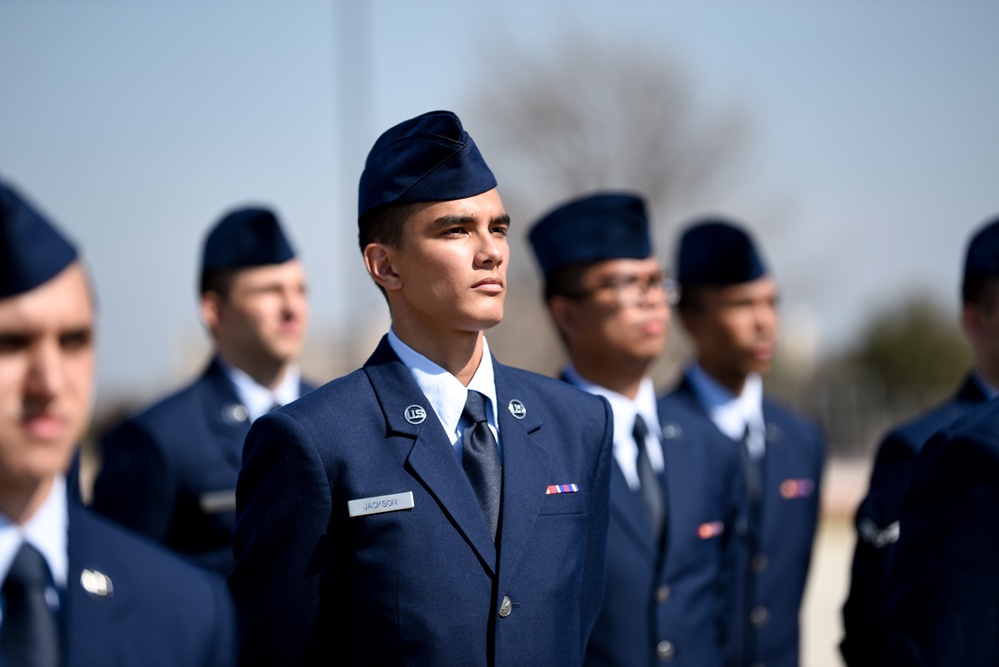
left=61, top=331, right=92, bottom=351
left=0, top=334, right=28, bottom=353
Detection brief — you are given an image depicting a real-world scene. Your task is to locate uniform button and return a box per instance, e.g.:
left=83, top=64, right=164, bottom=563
left=656, top=640, right=675, bottom=662
left=750, top=606, right=769, bottom=627
left=655, top=585, right=671, bottom=603
left=498, top=596, right=512, bottom=618
left=752, top=553, right=769, bottom=573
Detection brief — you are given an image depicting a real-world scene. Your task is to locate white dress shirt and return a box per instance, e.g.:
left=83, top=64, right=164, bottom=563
left=388, top=327, right=500, bottom=458
left=564, top=366, right=664, bottom=491
left=0, top=475, right=69, bottom=625
left=222, top=361, right=303, bottom=423
left=687, top=364, right=767, bottom=459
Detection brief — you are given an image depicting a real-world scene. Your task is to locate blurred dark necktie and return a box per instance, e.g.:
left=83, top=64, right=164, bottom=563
left=1, top=541, right=61, bottom=667
left=633, top=414, right=666, bottom=541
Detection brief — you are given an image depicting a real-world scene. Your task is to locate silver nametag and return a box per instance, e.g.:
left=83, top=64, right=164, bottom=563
left=199, top=489, right=237, bottom=514
left=348, top=491, right=415, bottom=517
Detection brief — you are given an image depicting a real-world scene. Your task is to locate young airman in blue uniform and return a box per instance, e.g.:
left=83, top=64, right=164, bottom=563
left=842, top=216, right=999, bottom=666
left=228, top=111, right=613, bottom=666
left=882, top=215, right=999, bottom=667
left=528, top=193, right=743, bottom=667
left=92, top=207, right=314, bottom=576
left=662, top=219, right=824, bottom=667
left=0, top=178, right=234, bottom=666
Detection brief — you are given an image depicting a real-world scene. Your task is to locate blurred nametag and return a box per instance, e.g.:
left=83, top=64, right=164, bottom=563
left=199, top=489, right=237, bottom=514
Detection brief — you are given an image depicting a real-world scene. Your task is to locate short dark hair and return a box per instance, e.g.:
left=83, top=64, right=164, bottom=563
left=963, top=275, right=999, bottom=312
left=544, top=263, right=592, bottom=302
left=357, top=202, right=421, bottom=302
left=200, top=268, right=238, bottom=299
left=676, top=283, right=705, bottom=312
left=357, top=202, right=420, bottom=254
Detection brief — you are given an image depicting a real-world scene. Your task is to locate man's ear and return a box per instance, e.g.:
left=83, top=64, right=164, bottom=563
left=200, top=292, right=222, bottom=333
left=962, top=302, right=981, bottom=341
left=677, top=307, right=699, bottom=336
left=363, top=243, right=402, bottom=292
left=549, top=296, right=580, bottom=339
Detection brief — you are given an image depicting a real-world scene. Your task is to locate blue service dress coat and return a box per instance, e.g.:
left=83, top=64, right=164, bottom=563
left=91, top=358, right=315, bottom=577
left=228, top=336, right=614, bottom=666
left=584, top=386, right=743, bottom=667
left=885, top=398, right=999, bottom=666
left=661, top=378, right=824, bottom=667
left=36, top=499, right=235, bottom=667
left=841, top=374, right=987, bottom=667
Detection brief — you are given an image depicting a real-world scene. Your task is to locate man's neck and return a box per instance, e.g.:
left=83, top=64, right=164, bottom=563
left=973, top=361, right=999, bottom=397
left=218, top=351, right=289, bottom=391
left=570, top=356, right=648, bottom=400
left=0, top=475, right=54, bottom=526
left=392, top=323, right=484, bottom=386
left=696, top=359, right=748, bottom=397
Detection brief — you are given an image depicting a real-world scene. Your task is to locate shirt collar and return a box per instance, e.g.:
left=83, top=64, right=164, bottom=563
left=221, top=360, right=302, bottom=422
left=972, top=371, right=999, bottom=399
left=563, top=366, right=664, bottom=486
left=388, top=327, right=499, bottom=446
left=687, top=364, right=765, bottom=442
left=0, top=475, right=69, bottom=589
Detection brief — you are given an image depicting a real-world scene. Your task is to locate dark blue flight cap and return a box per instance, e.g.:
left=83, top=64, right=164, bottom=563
left=358, top=110, right=497, bottom=219
left=528, top=192, right=653, bottom=279
left=0, top=180, right=79, bottom=299
left=676, top=218, right=767, bottom=286
left=201, top=207, right=295, bottom=275
left=963, top=216, right=999, bottom=282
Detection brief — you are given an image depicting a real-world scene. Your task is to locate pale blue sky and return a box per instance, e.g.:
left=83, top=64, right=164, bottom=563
left=2, top=1, right=997, bottom=398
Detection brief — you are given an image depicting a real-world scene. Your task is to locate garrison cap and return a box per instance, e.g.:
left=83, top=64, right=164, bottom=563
left=201, top=207, right=295, bottom=276
left=528, top=192, right=653, bottom=280
left=963, top=216, right=999, bottom=283
left=676, top=218, right=767, bottom=286
left=0, top=180, right=79, bottom=298
left=358, top=110, right=496, bottom=219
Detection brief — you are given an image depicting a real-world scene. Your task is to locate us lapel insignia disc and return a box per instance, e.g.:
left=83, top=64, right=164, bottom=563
left=662, top=422, right=682, bottom=440
left=766, top=423, right=782, bottom=443
left=80, top=569, right=114, bottom=598
left=508, top=400, right=527, bottom=419
left=222, top=403, right=249, bottom=426
left=404, top=405, right=427, bottom=425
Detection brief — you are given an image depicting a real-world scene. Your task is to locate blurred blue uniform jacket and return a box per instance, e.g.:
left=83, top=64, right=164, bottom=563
left=92, top=357, right=315, bottom=576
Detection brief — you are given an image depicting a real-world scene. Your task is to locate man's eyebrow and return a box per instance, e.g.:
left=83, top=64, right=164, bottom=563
left=429, top=214, right=475, bottom=230
left=429, top=213, right=511, bottom=229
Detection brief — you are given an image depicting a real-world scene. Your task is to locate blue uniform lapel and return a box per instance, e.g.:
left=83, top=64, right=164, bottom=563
left=608, top=463, right=657, bottom=561
left=199, top=358, right=251, bottom=467
left=363, top=337, right=497, bottom=575
left=63, top=505, right=130, bottom=667
left=492, top=365, right=550, bottom=581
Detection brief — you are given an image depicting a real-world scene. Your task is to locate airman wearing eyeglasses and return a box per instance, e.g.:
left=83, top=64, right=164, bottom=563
left=529, top=193, right=743, bottom=667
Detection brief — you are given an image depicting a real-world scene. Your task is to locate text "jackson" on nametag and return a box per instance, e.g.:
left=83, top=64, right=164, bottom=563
left=347, top=491, right=415, bottom=518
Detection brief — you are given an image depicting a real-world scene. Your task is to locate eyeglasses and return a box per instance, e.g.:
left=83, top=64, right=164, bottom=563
left=562, top=273, right=680, bottom=307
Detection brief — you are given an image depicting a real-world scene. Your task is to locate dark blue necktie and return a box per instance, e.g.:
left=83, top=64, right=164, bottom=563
left=740, top=425, right=764, bottom=535
left=462, top=390, right=503, bottom=541
left=1, top=542, right=61, bottom=667
left=633, top=414, right=666, bottom=542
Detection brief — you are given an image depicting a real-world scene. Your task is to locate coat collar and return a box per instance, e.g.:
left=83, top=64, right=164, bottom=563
left=362, top=336, right=551, bottom=578
left=63, top=505, right=130, bottom=667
